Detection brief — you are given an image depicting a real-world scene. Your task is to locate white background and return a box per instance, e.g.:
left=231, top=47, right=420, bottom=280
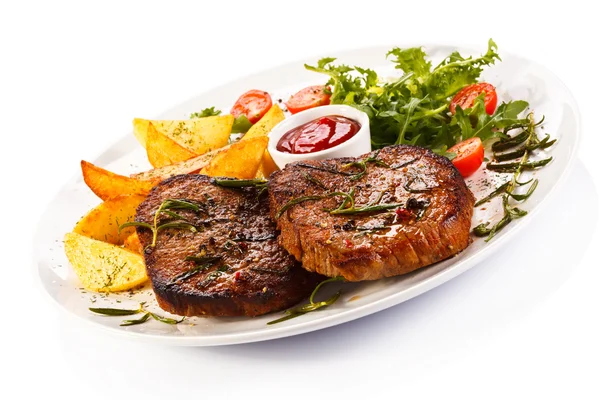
left=2, top=1, right=599, bottom=399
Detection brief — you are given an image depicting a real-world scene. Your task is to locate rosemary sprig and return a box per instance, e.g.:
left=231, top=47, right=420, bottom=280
left=329, top=190, right=402, bottom=215
left=119, top=198, right=201, bottom=248
left=199, top=270, right=223, bottom=288
left=474, top=182, right=510, bottom=206
left=493, top=135, right=555, bottom=162
left=343, top=151, right=390, bottom=181
left=492, top=116, right=546, bottom=152
left=491, top=129, right=529, bottom=152
left=302, top=172, right=327, bottom=189
left=121, top=312, right=151, bottom=326
left=166, top=253, right=223, bottom=286
left=89, top=303, right=184, bottom=326
left=403, top=177, right=439, bottom=193
left=295, top=163, right=354, bottom=176
left=267, top=277, right=345, bottom=325
left=88, top=307, right=141, bottom=316
left=213, top=178, right=268, bottom=188
left=486, top=157, right=552, bottom=173
left=184, top=255, right=222, bottom=264
left=275, top=195, right=328, bottom=219
left=167, top=263, right=212, bottom=286
left=390, top=157, right=418, bottom=170
left=276, top=189, right=402, bottom=218
left=474, top=113, right=551, bottom=241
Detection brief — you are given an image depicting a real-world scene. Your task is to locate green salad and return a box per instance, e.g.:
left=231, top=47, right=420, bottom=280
left=305, top=39, right=530, bottom=156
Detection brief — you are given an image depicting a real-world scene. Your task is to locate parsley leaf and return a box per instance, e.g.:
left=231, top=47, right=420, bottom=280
left=190, top=107, right=222, bottom=119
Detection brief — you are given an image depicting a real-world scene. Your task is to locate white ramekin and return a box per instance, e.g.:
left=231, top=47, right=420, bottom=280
left=268, top=104, right=371, bottom=169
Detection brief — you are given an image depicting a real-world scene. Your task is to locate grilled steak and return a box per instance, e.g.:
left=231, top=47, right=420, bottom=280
left=135, top=174, right=322, bottom=317
left=268, top=145, right=475, bottom=281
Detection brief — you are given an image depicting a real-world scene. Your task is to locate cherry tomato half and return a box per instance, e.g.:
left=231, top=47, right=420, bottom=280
left=286, top=85, right=331, bottom=114
left=230, top=90, right=273, bottom=124
left=449, top=83, right=498, bottom=115
left=448, top=137, right=485, bottom=177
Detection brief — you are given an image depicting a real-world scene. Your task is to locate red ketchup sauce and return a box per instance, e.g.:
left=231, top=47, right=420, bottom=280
left=276, top=115, right=361, bottom=154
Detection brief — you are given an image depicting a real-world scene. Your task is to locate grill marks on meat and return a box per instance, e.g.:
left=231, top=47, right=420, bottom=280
left=268, top=145, right=475, bottom=281
left=135, top=174, right=322, bottom=317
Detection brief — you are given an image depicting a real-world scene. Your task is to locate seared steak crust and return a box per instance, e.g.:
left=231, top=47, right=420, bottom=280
left=268, top=145, right=475, bottom=281
left=136, top=174, right=322, bottom=317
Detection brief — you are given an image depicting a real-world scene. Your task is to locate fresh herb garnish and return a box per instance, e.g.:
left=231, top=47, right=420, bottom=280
left=295, top=162, right=354, bottom=176
left=166, top=254, right=223, bottom=286
left=486, top=157, right=552, bottom=173
left=213, top=178, right=267, bottom=188
left=267, top=277, right=345, bottom=325
left=473, top=113, right=552, bottom=241
left=275, top=195, right=327, bottom=219
left=199, top=270, right=224, bottom=288
left=231, top=115, right=253, bottom=134
left=403, top=177, right=439, bottom=193
left=302, top=173, right=327, bottom=189
left=89, top=303, right=184, bottom=326
left=167, top=263, right=212, bottom=286
left=342, top=150, right=390, bottom=181
left=121, top=312, right=152, bottom=326
left=474, top=182, right=510, bottom=207
left=190, top=107, right=222, bottom=119
left=328, top=190, right=402, bottom=215
left=275, top=189, right=402, bottom=218
left=119, top=199, right=202, bottom=249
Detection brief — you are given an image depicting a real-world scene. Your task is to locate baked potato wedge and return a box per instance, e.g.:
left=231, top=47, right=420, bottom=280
left=81, top=160, right=158, bottom=201
left=133, top=116, right=233, bottom=154
left=73, top=194, right=146, bottom=245
left=201, top=136, right=268, bottom=179
left=146, top=122, right=197, bottom=168
left=242, top=104, right=285, bottom=140
left=123, top=232, right=142, bottom=254
left=241, top=104, right=284, bottom=178
left=131, top=144, right=230, bottom=181
left=64, top=232, right=148, bottom=292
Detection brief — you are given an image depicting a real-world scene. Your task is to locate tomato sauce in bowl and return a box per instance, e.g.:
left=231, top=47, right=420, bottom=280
left=276, top=115, right=361, bottom=154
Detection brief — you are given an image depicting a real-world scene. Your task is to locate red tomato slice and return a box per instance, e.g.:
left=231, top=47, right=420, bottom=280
left=450, top=83, right=498, bottom=115
left=448, top=137, right=485, bottom=177
left=230, top=90, right=273, bottom=124
left=286, top=85, right=331, bottom=114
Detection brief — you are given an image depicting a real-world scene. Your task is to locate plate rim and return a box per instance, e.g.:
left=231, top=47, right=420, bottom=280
left=33, top=42, right=582, bottom=346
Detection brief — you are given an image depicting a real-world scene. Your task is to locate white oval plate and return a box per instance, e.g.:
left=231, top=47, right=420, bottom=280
left=34, top=44, right=580, bottom=346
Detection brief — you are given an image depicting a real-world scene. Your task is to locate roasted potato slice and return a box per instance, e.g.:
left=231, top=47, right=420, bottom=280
left=241, top=104, right=284, bottom=178
left=81, top=160, right=157, bottom=201
left=123, top=232, right=143, bottom=254
left=201, top=136, right=268, bottom=179
left=254, top=150, right=279, bottom=179
left=133, top=116, right=233, bottom=154
left=242, top=104, right=284, bottom=140
left=146, top=122, right=197, bottom=168
left=64, top=232, right=148, bottom=292
left=73, top=194, right=146, bottom=245
left=131, top=144, right=230, bottom=181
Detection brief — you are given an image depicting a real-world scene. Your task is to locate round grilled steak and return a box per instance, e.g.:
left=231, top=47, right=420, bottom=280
left=135, top=174, right=322, bottom=317
left=268, top=145, right=475, bottom=281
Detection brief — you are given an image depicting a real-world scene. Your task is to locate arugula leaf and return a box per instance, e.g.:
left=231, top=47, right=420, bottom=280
left=386, top=47, right=432, bottom=80
left=453, top=97, right=529, bottom=142
left=190, top=107, right=222, bottom=119
left=354, top=66, right=379, bottom=90
left=426, top=39, right=500, bottom=99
